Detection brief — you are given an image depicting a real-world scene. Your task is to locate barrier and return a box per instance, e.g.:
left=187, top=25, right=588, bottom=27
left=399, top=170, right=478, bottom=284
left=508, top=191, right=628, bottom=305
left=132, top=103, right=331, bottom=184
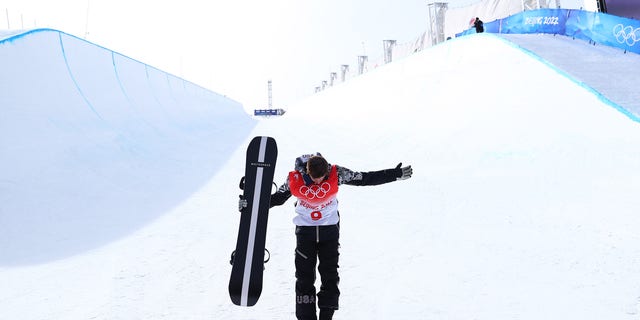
left=458, top=9, right=640, bottom=54
left=254, top=108, right=286, bottom=116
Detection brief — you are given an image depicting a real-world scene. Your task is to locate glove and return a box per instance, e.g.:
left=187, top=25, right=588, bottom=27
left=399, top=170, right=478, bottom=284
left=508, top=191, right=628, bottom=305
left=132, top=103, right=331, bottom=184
left=238, top=195, right=248, bottom=212
left=395, top=163, right=412, bottom=181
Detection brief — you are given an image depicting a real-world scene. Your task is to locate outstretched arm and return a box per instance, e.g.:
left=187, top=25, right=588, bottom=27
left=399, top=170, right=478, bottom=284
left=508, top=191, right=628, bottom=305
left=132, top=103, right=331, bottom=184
left=338, top=163, right=412, bottom=186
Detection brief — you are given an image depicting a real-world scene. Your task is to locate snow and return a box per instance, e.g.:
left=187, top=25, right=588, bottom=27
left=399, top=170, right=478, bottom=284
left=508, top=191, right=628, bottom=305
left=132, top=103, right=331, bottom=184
left=497, top=33, right=640, bottom=118
left=2, top=30, right=640, bottom=319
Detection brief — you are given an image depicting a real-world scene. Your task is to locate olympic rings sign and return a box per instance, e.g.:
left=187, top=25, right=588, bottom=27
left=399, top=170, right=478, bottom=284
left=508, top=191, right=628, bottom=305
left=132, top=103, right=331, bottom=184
left=299, top=182, right=331, bottom=200
left=613, top=24, right=640, bottom=46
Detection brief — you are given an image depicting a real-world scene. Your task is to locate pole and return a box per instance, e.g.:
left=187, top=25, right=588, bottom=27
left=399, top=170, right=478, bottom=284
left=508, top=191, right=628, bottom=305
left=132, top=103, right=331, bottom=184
left=84, top=0, right=91, bottom=38
left=340, top=65, right=349, bottom=82
left=267, top=80, right=272, bottom=108
left=357, top=56, right=368, bottom=75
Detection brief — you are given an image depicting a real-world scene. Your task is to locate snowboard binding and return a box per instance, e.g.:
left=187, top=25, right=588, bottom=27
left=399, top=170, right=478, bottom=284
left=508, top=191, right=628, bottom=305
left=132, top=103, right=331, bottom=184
left=229, top=248, right=271, bottom=266
left=239, top=176, right=278, bottom=192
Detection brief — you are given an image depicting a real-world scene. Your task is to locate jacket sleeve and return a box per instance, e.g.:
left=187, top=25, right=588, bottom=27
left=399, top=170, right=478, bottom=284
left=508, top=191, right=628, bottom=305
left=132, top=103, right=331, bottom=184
left=270, top=177, right=292, bottom=208
left=337, top=165, right=400, bottom=186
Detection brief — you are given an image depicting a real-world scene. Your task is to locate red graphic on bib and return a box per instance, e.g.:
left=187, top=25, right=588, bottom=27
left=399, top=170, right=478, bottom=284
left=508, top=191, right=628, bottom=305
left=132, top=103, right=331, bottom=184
left=289, top=165, right=339, bottom=206
left=310, top=211, right=322, bottom=221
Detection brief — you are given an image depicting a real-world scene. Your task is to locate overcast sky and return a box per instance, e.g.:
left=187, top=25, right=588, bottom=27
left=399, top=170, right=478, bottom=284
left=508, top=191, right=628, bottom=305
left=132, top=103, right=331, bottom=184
left=2, top=0, right=474, bottom=108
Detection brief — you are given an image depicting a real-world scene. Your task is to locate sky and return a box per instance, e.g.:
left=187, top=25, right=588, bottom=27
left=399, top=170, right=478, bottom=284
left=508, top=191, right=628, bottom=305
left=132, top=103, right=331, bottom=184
left=2, top=26, right=640, bottom=319
left=1, top=0, right=477, bottom=109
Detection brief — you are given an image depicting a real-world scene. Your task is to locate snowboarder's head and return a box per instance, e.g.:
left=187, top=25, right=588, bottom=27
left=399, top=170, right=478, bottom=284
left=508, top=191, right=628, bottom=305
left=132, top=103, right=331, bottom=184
left=306, top=155, right=329, bottom=184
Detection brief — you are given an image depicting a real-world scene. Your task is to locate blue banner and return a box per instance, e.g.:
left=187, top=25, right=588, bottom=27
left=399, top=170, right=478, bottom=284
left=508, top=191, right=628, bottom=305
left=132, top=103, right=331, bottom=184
left=457, top=9, right=640, bottom=54
left=254, top=109, right=285, bottom=116
left=500, top=9, right=568, bottom=34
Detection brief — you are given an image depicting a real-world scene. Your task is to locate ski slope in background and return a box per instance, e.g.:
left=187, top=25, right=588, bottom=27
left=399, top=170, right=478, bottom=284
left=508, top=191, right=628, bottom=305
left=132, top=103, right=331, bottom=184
left=1, top=30, right=640, bottom=319
left=0, top=29, right=256, bottom=265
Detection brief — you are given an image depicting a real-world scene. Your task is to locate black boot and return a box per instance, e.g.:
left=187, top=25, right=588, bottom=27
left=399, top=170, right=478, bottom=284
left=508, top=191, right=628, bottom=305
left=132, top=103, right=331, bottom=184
left=319, top=308, right=334, bottom=320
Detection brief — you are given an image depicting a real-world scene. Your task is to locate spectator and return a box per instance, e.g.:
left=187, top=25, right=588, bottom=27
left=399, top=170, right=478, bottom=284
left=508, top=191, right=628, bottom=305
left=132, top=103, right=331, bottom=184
left=474, top=17, right=484, bottom=33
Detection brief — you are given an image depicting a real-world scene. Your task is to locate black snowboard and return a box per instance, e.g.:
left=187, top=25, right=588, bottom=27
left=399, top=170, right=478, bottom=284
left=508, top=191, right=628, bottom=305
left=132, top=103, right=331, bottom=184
left=229, top=136, right=278, bottom=306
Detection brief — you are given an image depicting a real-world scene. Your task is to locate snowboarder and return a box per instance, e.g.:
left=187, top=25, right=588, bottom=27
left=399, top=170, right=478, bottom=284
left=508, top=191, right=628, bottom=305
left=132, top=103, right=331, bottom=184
left=267, top=153, right=412, bottom=320
left=474, top=17, right=484, bottom=33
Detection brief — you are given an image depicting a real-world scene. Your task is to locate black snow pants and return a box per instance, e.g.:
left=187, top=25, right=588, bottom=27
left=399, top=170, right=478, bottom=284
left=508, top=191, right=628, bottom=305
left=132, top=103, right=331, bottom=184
left=295, top=224, right=340, bottom=320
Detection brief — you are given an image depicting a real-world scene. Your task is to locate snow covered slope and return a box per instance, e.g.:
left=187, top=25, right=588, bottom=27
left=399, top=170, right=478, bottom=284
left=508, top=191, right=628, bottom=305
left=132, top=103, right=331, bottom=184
left=498, top=33, right=640, bottom=119
left=0, top=29, right=255, bottom=265
left=1, top=31, right=639, bottom=319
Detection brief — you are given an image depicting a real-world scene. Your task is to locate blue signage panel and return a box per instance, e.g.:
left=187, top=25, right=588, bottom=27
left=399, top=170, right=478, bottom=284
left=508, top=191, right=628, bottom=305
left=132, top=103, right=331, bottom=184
left=457, top=9, right=640, bottom=54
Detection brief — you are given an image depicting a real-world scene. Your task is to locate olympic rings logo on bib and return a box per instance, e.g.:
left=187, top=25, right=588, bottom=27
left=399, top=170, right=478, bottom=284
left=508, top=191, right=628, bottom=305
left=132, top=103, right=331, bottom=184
left=299, top=182, right=331, bottom=200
